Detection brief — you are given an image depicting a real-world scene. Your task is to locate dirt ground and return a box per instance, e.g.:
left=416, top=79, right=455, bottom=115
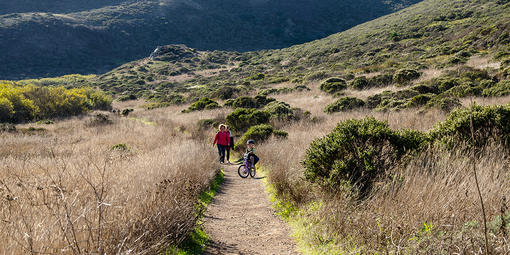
left=203, top=164, right=297, bottom=255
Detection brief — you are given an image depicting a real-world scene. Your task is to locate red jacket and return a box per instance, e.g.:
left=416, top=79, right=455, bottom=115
left=213, top=131, right=230, bottom=146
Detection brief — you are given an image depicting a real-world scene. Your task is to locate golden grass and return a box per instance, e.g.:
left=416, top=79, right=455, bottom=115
left=258, top=105, right=509, bottom=254
left=0, top=107, right=220, bottom=254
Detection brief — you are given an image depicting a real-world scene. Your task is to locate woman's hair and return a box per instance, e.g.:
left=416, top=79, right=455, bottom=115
left=218, top=124, right=226, bottom=130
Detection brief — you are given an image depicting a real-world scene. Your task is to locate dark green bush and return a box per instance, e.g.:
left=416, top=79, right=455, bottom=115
left=235, top=124, right=274, bottom=150
left=182, top=97, right=219, bottom=113
left=121, top=108, right=134, bottom=116
left=429, top=104, right=510, bottom=148
left=224, top=99, right=235, bottom=107
left=212, top=86, right=238, bottom=100
left=369, top=73, right=393, bottom=87
left=425, top=96, right=462, bottom=112
left=411, top=84, right=439, bottom=95
left=482, top=80, right=510, bottom=96
left=225, top=108, right=270, bottom=132
left=273, top=129, right=288, bottom=139
left=320, top=78, right=347, bottom=94
left=350, top=76, right=369, bottom=90
left=437, top=78, right=459, bottom=92
left=263, top=101, right=298, bottom=121
left=232, top=96, right=258, bottom=109
left=111, top=143, right=129, bottom=151
left=117, top=94, right=137, bottom=101
left=405, top=93, right=435, bottom=108
left=231, top=95, right=275, bottom=109
left=302, top=117, right=425, bottom=195
left=254, top=95, right=276, bottom=107
left=444, top=82, right=483, bottom=97
left=393, top=68, right=421, bottom=84
left=324, top=97, right=365, bottom=113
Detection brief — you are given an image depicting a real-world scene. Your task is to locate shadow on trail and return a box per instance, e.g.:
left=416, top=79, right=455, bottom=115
left=203, top=240, right=246, bottom=255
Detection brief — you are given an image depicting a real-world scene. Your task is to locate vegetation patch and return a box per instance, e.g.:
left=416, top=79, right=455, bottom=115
left=0, top=82, right=111, bottom=123
left=429, top=104, right=510, bottom=148
left=302, top=117, right=425, bottom=195
left=225, top=108, right=270, bottom=132
left=182, top=97, right=220, bottom=113
left=320, top=78, right=347, bottom=94
left=324, top=97, right=365, bottom=113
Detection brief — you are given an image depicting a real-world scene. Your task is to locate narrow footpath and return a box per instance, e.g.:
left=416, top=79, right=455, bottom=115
left=203, top=164, right=297, bottom=255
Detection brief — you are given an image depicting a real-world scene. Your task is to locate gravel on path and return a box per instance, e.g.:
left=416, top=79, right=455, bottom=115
left=203, top=164, right=297, bottom=255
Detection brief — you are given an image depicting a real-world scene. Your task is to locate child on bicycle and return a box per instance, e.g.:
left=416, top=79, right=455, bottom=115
left=245, top=139, right=259, bottom=166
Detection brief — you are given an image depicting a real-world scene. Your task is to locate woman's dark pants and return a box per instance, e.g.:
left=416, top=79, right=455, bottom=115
left=217, top=144, right=227, bottom=163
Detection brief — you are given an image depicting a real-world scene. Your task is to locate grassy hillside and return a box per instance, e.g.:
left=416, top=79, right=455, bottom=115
left=0, top=0, right=420, bottom=79
left=86, top=0, right=508, bottom=112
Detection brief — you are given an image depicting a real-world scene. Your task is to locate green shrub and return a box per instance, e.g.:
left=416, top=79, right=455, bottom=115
left=425, top=96, right=462, bottom=112
left=393, top=68, right=421, bottom=84
left=254, top=95, right=276, bottom=107
left=444, top=82, right=483, bottom=97
left=405, top=93, right=435, bottom=108
left=369, top=73, right=393, bottom=87
left=273, top=129, right=288, bottom=139
left=212, top=86, right=238, bottom=100
left=224, top=99, right=235, bottom=107
left=111, top=143, right=129, bottom=151
left=117, top=94, right=137, bottom=101
left=350, top=76, right=369, bottom=90
left=429, top=104, right=510, bottom=148
left=249, top=73, right=265, bottom=80
left=0, top=83, right=112, bottom=123
left=482, top=80, right=510, bottom=96
left=324, top=97, right=365, bottom=113
left=302, top=117, right=425, bottom=195
left=437, top=78, right=459, bottom=92
left=121, top=108, right=134, bottom=116
left=263, top=101, right=297, bottom=121
left=411, top=84, right=439, bottom=95
left=182, top=97, right=219, bottom=113
left=320, top=78, right=347, bottom=94
left=231, top=95, right=275, bottom=109
left=232, top=96, right=258, bottom=109
left=225, top=108, right=270, bottom=132
left=235, top=124, right=274, bottom=150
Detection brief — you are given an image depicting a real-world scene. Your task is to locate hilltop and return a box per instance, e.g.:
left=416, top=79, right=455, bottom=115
left=0, top=0, right=420, bottom=80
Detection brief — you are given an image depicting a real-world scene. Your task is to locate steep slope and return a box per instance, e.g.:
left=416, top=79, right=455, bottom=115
left=0, top=0, right=420, bottom=80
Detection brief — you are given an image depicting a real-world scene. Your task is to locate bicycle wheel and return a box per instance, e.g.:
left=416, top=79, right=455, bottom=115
left=238, top=165, right=249, bottom=178
left=249, top=166, right=256, bottom=178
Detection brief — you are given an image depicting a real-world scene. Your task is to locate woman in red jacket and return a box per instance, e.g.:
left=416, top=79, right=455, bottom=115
left=213, top=124, right=230, bottom=164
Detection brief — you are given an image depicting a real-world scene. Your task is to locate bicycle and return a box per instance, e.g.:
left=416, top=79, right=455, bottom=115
left=238, top=153, right=256, bottom=178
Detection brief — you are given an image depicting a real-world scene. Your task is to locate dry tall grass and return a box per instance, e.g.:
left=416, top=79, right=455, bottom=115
left=258, top=106, right=509, bottom=253
left=0, top=106, right=221, bottom=254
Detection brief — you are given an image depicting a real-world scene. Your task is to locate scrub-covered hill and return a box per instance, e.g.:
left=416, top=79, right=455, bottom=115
left=86, top=0, right=509, bottom=114
left=0, top=0, right=420, bottom=79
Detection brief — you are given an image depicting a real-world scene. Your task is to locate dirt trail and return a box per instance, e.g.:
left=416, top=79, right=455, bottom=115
left=203, top=164, right=297, bottom=255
